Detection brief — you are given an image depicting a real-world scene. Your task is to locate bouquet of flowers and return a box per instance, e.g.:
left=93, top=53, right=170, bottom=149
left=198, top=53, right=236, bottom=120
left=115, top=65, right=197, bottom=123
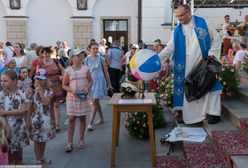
left=157, top=75, right=174, bottom=108
left=220, top=63, right=239, bottom=95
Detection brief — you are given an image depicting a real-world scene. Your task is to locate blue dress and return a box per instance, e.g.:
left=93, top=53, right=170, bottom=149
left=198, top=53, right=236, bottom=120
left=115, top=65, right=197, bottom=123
left=84, top=55, right=107, bottom=99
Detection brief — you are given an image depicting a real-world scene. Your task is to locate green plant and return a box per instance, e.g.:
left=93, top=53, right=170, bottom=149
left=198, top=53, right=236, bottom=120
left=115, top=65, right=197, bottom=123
left=124, top=105, right=166, bottom=139
left=242, top=54, right=248, bottom=74
left=220, top=63, right=239, bottom=95
left=157, top=75, right=174, bottom=108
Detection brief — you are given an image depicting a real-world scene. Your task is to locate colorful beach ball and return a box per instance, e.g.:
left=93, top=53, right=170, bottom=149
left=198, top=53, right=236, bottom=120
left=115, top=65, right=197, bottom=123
left=129, top=49, right=161, bottom=81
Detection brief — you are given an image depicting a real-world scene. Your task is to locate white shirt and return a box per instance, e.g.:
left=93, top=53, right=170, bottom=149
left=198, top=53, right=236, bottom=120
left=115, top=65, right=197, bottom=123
left=222, top=22, right=231, bottom=39
left=2, top=46, right=14, bottom=62
left=233, top=49, right=247, bottom=65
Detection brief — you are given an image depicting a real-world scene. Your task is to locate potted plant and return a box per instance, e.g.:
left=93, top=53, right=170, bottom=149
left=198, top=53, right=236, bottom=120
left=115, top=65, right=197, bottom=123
left=220, top=63, right=239, bottom=97
left=157, top=75, right=174, bottom=108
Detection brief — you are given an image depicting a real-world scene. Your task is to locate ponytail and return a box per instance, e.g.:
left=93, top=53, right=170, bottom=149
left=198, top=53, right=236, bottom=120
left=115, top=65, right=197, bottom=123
left=0, top=129, right=8, bottom=153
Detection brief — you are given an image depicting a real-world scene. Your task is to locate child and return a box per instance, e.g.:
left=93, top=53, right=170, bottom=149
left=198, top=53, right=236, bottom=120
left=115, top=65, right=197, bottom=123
left=0, top=118, right=9, bottom=165
left=0, top=70, right=29, bottom=165
left=17, top=67, right=33, bottom=133
left=30, top=68, right=55, bottom=165
left=62, top=49, right=93, bottom=152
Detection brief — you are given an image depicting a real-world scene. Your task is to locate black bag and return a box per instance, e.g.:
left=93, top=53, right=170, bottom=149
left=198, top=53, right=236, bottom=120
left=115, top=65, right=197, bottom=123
left=184, top=56, right=222, bottom=102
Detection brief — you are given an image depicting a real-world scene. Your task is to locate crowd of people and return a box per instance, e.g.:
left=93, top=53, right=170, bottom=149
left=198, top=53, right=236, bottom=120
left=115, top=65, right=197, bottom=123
left=0, top=4, right=247, bottom=166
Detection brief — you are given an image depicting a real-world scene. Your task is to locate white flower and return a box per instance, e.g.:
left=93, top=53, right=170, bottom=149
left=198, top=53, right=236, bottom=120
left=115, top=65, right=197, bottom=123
left=127, top=122, right=130, bottom=126
left=137, top=121, right=140, bottom=124
left=223, top=82, right=226, bottom=85
left=143, top=123, right=146, bottom=127
left=134, top=127, right=137, bottom=130
left=231, top=69, right=234, bottom=72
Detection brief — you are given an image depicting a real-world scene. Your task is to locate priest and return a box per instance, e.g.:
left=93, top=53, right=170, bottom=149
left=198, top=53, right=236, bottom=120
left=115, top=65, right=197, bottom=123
left=159, top=4, right=222, bottom=124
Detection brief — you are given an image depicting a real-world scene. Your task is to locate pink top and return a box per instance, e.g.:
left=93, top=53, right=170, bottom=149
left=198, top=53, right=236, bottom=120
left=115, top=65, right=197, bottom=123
left=0, top=144, right=8, bottom=165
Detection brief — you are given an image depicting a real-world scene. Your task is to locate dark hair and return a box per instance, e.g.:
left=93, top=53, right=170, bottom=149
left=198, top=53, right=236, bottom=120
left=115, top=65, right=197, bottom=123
left=88, top=42, right=99, bottom=49
left=5, top=42, right=11, bottom=46
left=35, top=45, right=44, bottom=56
left=2, top=70, right=18, bottom=81
left=41, top=47, right=52, bottom=54
left=225, top=15, right=230, bottom=18
left=13, top=43, right=25, bottom=56
left=154, top=39, right=161, bottom=43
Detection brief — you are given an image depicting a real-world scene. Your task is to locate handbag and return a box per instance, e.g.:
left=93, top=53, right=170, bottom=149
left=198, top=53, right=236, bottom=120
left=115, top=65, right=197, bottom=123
left=184, top=56, right=222, bottom=102
left=73, top=67, right=87, bottom=100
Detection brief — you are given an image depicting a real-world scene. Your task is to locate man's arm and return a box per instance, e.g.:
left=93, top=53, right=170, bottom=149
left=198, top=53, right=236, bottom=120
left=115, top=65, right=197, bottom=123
left=207, top=21, right=222, bottom=60
left=158, top=32, right=175, bottom=65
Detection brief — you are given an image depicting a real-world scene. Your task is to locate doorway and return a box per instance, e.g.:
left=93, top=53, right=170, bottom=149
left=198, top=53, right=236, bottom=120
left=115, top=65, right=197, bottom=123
left=103, top=19, right=128, bottom=52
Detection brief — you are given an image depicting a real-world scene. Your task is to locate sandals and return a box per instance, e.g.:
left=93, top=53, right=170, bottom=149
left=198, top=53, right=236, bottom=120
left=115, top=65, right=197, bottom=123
left=36, top=157, right=52, bottom=165
left=65, top=143, right=73, bottom=153
left=95, top=119, right=104, bottom=125
left=78, top=141, right=86, bottom=150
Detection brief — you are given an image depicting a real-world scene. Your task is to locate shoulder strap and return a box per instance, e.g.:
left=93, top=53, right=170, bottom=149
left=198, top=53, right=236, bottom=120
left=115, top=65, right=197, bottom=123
left=54, top=59, right=61, bottom=74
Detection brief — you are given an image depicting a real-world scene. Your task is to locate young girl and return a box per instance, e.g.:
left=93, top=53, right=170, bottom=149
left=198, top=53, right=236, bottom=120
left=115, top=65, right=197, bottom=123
left=0, top=70, right=29, bottom=165
left=85, top=42, right=112, bottom=131
left=62, top=49, right=93, bottom=152
left=17, top=67, right=33, bottom=133
left=0, top=118, right=9, bottom=165
left=31, top=68, right=55, bottom=164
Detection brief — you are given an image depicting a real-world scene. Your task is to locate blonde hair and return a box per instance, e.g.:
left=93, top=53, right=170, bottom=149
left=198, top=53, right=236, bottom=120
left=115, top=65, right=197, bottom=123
left=34, top=78, right=52, bottom=90
left=0, top=119, right=8, bottom=153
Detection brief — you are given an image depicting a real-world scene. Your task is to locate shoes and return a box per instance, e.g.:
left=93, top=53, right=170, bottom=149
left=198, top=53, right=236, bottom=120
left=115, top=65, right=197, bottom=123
left=207, top=115, right=221, bottom=124
left=65, top=143, right=73, bottom=153
left=95, top=119, right=104, bottom=125
left=87, top=124, right=93, bottom=131
left=41, top=157, right=52, bottom=165
left=78, top=141, right=86, bottom=150
left=55, top=126, right=60, bottom=133
left=64, top=119, right=68, bottom=126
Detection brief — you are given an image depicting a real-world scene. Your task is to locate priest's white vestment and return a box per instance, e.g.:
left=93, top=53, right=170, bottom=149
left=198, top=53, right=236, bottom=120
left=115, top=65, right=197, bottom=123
left=159, top=19, right=222, bottom=124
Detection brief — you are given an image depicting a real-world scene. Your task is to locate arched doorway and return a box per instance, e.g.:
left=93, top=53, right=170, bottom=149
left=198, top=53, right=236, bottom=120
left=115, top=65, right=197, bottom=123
left=0, top=1, right=6, bottom=42
left=27, top=0, right=73, bottom=47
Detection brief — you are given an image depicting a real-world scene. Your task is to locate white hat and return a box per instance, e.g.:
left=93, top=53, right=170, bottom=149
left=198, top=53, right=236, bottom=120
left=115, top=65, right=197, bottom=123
left=68, top=49, right=87, bottom=58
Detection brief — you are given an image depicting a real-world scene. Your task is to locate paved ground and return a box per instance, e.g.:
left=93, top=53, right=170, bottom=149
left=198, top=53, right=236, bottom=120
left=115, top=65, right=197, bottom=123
left=23, top=98, right=180, bottom=168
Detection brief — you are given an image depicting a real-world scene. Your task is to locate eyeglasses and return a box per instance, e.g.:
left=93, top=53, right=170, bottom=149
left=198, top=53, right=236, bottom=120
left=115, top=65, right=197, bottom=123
left=175, top=11, right=189, bottom=18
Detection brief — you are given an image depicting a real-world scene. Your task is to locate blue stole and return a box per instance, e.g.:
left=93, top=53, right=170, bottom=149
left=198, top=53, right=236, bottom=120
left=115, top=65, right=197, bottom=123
left=173, top=15, right=222, bottom=110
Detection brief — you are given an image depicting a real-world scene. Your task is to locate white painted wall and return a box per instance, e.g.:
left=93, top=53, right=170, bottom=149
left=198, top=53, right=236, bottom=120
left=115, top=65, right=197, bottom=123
left=26, top=0, right=73, bottom=47
left=142, top=0, right=169, bottom=45
left=92, top=0, right=138, bottom=44
left=0, top=1, right=6, bottom=42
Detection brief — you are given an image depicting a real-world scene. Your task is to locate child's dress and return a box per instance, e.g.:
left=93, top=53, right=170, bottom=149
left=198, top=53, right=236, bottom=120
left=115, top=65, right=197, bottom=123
left=17, top=78, right=32, bottom=96
left=31, top=89, right=55, bottom=142
left=84, top=55, right=107, bottom=99
left=0, top=144, right=8, bottom=165
left=0, top=90, right=29, bottom=153
left=66, top=66, right=92, bottom=116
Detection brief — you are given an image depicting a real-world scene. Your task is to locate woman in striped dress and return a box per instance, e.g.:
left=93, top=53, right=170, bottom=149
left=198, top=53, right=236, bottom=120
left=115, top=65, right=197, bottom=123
left=62, top=49, right=93, bottom=152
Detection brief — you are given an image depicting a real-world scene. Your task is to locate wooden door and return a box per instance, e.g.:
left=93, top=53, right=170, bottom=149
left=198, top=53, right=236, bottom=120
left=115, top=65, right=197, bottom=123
left=103, top=19, right=128, bottom=53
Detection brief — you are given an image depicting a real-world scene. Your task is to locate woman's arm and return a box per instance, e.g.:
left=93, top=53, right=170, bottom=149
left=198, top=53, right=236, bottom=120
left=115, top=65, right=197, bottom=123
left=0, top=103, right=26, bottom=116
left=38, top=89, right=52, bottom=106
left=102, top=61, right=113, bottom=89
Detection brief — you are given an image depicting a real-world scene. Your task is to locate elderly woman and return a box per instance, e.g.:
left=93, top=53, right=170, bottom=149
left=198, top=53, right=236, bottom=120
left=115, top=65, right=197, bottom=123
left=37, top=47, right=64, bottom=132
left=232, top=42, right=247, bottom=69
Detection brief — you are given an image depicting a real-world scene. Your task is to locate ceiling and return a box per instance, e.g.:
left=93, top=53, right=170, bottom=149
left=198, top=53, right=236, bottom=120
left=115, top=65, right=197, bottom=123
left=172, top=0, right=248, bottom=8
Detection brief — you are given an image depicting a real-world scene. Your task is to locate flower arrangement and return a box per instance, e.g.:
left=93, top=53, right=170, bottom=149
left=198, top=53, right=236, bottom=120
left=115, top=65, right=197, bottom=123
left=242, top=53, right=248, bottom=74
left=124, top=104, right=166, bottom=139
left=157, top=75, right=174, bottom=108
left=220, top=63, right=239, bottom=95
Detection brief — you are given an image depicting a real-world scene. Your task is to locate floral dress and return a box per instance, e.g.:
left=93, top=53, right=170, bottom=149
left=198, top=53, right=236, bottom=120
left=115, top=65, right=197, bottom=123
left=0, top=90, right=29, bottom=153
left=30, top=89, right=55, bottom=142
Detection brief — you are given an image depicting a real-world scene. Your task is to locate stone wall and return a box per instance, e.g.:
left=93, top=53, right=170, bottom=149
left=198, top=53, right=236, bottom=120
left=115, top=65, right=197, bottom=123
left=6, top=20, right=27, bottom=47
left=73, top=19, right=93, bottom=49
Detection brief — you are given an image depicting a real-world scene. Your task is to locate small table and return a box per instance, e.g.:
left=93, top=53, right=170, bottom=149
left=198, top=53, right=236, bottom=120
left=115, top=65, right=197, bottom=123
left=108, top=93, right=157, bottom=167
